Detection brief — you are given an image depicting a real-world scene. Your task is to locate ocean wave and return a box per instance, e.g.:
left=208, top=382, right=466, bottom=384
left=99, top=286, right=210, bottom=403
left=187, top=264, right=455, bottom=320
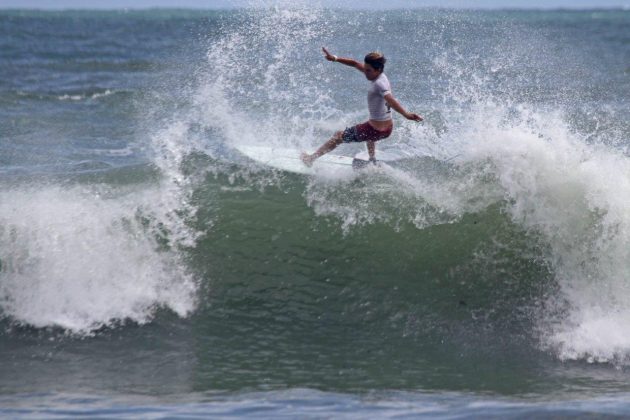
left=9, top=88, right=131, bottom=102
left=44, top=59, right=155, bottom=73
left=57, top=89, right=116, bottom=101
left=3, top=5, right=629, bottom=367
left=180, top=4, right=630, bottom=367
left=0, top=183, right=197, bottom=334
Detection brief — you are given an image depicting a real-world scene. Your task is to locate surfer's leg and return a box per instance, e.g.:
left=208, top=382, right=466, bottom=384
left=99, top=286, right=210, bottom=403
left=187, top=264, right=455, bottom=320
left=301, top=131, right=343, bottom=167
left=366, top=141, right=376, bottom=161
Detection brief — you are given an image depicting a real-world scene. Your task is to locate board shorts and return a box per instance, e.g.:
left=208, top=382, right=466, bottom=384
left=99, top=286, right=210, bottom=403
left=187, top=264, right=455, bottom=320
left=341, top=121, right=393, bottom=143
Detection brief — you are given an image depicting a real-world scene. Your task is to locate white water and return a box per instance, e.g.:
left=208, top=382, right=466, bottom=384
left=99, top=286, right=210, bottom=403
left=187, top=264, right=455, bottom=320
left=0, top=184, right=196, bottom=333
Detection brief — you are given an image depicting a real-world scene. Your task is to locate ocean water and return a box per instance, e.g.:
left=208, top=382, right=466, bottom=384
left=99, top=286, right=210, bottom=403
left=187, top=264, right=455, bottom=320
left=1, top=5, right=630, bottom=418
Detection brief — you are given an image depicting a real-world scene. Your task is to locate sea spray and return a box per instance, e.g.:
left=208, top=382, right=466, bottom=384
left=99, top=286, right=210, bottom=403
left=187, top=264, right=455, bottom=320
left=195, top=5, right=339, bottom=153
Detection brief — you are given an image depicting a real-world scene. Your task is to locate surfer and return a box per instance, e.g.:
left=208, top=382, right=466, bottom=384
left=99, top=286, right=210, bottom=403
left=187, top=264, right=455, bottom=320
left=301, top=48, right=422, bottom=167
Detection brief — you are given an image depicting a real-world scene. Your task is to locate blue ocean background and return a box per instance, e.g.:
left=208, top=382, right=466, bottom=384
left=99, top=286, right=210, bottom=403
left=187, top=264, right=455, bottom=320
left=1, top=4, right=630, bottom=417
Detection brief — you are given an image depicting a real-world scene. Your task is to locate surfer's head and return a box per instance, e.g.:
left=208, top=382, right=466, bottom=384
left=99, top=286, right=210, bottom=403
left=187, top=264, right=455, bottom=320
left=364, top=52, right=386, bottom=80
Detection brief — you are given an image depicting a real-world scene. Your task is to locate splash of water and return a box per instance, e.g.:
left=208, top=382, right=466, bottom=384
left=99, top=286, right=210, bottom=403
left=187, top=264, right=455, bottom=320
left=0, top=185, right=196, bottom=333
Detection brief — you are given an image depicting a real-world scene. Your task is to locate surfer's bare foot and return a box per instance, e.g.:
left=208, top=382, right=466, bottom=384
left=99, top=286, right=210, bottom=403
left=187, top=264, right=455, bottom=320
left=301, top=152, right=314, bottom=167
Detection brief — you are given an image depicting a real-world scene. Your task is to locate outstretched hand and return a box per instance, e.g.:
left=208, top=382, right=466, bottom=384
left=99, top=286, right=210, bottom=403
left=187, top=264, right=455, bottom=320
left=322, top=47, right=335, bottom=62
left=406, top=113, right=423, bottom=122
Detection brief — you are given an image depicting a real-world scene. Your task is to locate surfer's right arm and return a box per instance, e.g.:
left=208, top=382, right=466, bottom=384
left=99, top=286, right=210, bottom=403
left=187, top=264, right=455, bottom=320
left=322, top=47, right=365, bottom=73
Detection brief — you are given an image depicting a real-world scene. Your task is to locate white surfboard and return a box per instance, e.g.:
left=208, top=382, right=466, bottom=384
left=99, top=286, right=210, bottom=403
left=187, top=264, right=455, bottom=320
left=354, top=149, right=408, bottom=162
left=234, top=144, right=366, bottom=175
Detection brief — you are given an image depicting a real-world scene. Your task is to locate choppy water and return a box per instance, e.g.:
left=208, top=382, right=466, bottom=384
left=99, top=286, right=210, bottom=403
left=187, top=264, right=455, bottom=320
left=1, top=6, right=630, bottom=418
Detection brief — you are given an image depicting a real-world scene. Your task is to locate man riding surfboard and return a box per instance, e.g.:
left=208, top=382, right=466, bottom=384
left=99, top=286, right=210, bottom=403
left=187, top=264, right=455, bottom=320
left=301, top=48, right=422, bottom=167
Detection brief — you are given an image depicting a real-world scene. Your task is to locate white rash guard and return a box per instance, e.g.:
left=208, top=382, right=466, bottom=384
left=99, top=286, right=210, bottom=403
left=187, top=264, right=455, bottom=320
left=367, top=73, right=392, bottom=121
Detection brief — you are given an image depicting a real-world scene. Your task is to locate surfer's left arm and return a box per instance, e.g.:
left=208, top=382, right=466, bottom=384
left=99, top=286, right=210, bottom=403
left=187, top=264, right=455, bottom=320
left=384, top=94, right=423, bottom=121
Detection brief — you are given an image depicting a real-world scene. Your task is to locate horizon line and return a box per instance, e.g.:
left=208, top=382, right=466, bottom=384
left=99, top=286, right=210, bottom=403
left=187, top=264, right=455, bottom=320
left=1, top=5, right=628, bottom=11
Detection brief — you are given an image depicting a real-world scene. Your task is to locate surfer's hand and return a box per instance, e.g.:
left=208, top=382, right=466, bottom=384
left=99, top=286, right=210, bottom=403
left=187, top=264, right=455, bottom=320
left=322, top=47, right=336, bottom=62
left=406, top=112, right=423, bottom=122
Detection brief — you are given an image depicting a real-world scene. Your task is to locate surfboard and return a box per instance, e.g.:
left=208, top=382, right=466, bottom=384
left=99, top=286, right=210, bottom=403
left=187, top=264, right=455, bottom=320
left=234, top=144, right=375, bottom=175
left=354, top=149, right=408, bottom=162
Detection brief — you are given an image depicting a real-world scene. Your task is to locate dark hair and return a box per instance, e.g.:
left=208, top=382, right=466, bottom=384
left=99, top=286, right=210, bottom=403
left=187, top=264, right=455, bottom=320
left=364, top=52, right=386, bottom=71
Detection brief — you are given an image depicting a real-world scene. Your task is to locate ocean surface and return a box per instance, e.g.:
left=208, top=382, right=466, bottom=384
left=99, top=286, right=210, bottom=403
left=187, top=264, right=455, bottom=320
left=1, top=5, right=629, bottom=418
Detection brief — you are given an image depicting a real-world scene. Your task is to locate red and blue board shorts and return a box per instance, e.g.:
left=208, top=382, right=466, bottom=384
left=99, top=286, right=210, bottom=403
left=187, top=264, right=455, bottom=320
left=341, top=121, right=392, bottom=143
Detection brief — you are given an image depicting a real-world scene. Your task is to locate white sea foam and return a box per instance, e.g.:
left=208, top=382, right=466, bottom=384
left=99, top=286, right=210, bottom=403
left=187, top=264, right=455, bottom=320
left=0, top=185, right=196, bottom=333
left=0, top=121, right=201, bottom=334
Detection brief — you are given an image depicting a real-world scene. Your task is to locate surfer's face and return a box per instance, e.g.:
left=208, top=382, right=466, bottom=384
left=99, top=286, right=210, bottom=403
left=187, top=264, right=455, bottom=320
left=364, top=63, right=382, bottom=81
